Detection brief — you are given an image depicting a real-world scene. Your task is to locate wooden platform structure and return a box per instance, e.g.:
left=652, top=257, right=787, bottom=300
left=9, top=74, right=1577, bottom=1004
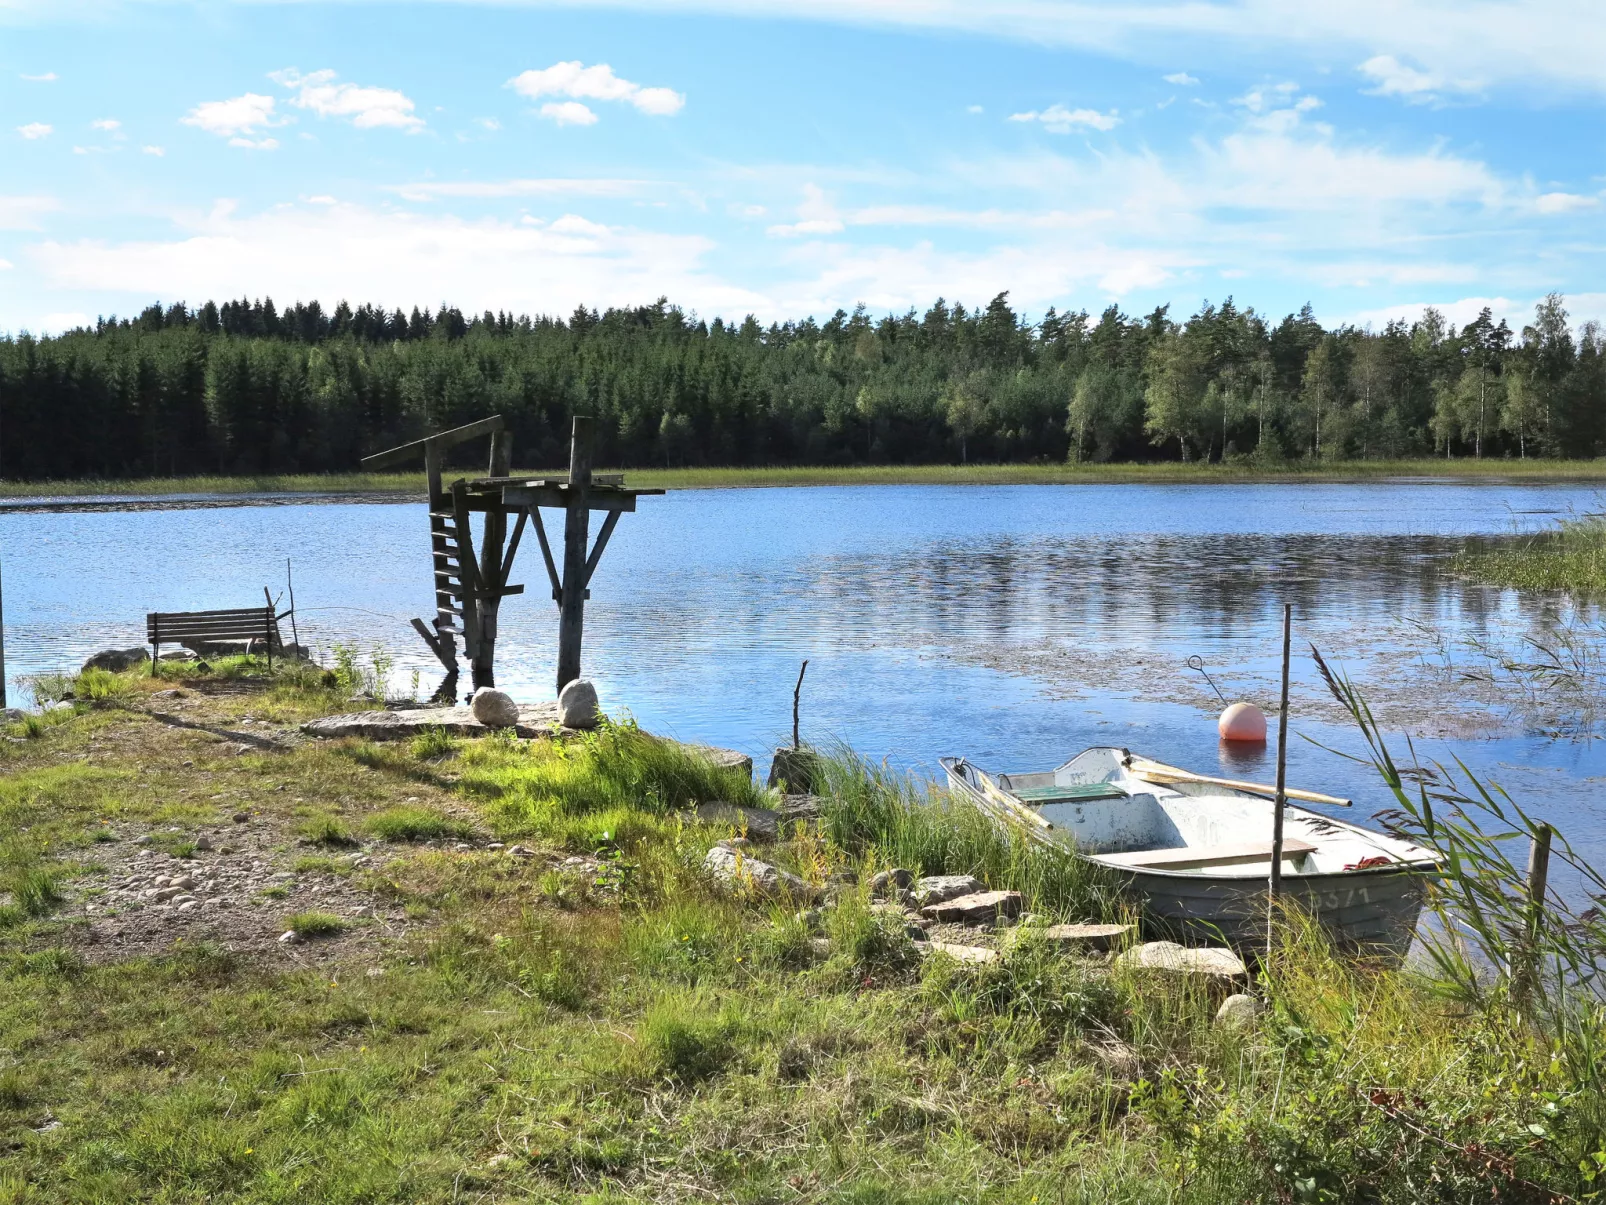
left=362, top=415, right=662, bottom=692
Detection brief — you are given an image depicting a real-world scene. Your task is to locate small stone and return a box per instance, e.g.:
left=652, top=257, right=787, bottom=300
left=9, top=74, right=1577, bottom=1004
left=154, top=887, right=183, bottom=902
left=82, top=647, right=148, bottom=673
left=767, top=746, right=820, bottom=792
left=809, top=937, right=832, bottom=956
left=173, top=876, right=196, bottom=890
left=177, top=900, right=200, bottom=912
left=1115, top=941, right=1247, bottom=980
left=194, top=835, right=213, bottom=851
left=1215, top=993, right=1263, bottom=1028
left=134, top=835, right=152, bottom=846
left=870, top=868, right=914, bottom=895
left=277, top=930, right=302, bottom=944
left=926, top=941, right=998, bottom=965
left=920, top=890, right=1023, bottom=926
left=454, top=842, right=471, bottom=851
left=905, top=923, right=930, bottom=942
left=470, top=688, right=520, bottom=728
left=232, top=813, right=249, bottom=824
left=1040, top=922, right=1136, bottom=952
left=557, top=679, right=600, bottom=730
left=715, top=836, right=753, bottom=851
left=352, top=906, right=372, bottom=918
left=172, top=895, right=197, bottom=906
left=912, top=874, right=983, bottom=906
left=487, top=843, right=506, bottom=852
left=703, top=845, right=819, bottom=901
left=506, top=844, right=535, bottom=858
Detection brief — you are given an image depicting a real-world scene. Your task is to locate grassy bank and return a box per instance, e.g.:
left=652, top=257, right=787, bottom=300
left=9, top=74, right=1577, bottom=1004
left=4, top=457, right=1606, bottom=500
left=0, top=664, right=1599, bottom=1202
left=1456, top=514, right=1606, bottom=592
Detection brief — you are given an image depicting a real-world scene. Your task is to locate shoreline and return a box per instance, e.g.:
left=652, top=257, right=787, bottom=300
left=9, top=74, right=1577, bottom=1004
left=3, top=457, right=1606, bottom=500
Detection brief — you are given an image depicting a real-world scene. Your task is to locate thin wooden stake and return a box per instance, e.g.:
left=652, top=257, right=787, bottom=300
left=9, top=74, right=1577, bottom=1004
left=556, top=416, right=594, bottom=692
left=792, top=660, right=809, bottom=749
left=1515, top=823, right=1553, bottom=1009
left=1268, top=603, right=1291, bottom=950
left=285, top=558, right=300, bottom=653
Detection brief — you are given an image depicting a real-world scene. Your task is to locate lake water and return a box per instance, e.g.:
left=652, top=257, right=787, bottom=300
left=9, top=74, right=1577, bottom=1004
left=4, top=478, right=1605, bottom=868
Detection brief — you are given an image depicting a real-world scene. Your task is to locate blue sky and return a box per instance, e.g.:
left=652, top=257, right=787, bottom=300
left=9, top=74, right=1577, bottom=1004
left=2, top=0, right=1603, bottom=335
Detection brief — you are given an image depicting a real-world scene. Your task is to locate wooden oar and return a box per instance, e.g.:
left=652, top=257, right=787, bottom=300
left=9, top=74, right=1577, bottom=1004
left=1124, top=755, right=1352, bottom=807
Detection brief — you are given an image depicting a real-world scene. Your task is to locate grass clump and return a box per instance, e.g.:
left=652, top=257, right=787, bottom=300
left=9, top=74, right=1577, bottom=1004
left=409, top=727, right=459, bottom=761
left=638, top=994, right=740, bottom=1083
left=286, top=910, right=345, bottom=938
left=295, top=813, right=359, bottom=848
left=1457, top=514, right=1606, bottom=592
left=363, top=805, right=472, bottom=843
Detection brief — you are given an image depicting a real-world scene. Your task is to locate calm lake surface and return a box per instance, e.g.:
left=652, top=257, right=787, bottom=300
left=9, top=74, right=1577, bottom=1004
left=4, top=478, right=1605, bottom=864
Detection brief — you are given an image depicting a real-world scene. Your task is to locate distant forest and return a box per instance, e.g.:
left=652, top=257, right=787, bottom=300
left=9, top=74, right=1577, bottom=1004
left=0, top=291, right=1602, bottom=479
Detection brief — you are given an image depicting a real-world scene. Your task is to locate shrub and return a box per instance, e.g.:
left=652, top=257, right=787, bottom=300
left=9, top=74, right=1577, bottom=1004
left=73, top=667, right=137, bottom=706
left=297, top=813, right=359, bottom=848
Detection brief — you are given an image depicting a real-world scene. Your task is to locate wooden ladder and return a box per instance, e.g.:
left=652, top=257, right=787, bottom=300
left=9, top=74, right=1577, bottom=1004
left=428, top=506, right=476, bottom=664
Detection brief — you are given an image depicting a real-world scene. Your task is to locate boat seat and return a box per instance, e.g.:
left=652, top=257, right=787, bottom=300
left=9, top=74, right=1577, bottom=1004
left=1098, top=838, right=1319, bottom=870
left=1012, top=783, right=1129, bottom=804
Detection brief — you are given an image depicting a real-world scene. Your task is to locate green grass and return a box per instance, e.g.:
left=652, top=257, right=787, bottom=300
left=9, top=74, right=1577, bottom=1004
left=5, top=456, right=1606, bottom=500
left=1457, top=514, right=1606, bottom=592
left=363, top=805, right=473, bottom=843
left=285, top=910, right=346, bottom=938
left=0, top=685, right=1598, bottom=1202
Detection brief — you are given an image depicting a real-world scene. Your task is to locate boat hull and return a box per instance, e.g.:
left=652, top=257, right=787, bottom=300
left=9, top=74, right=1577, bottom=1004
left=941, top=756, right=1434, bottom=959
left=1105, top=862, right=1429, bottom=956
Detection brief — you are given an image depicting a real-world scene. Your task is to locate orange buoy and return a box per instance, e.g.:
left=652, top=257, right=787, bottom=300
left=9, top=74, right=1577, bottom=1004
left=1218, top=701, right=1267, bottom=743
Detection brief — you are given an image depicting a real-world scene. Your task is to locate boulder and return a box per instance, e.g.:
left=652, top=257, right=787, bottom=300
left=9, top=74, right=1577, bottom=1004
left=82, top=647, right=148, bottom=673
left=695, top=801, right=780, bottom=843
left=1215, top=993, right=1263, bottom=1028
left=470, top=688, right=520, bottom=728
left=703, top=845, right=819, bottom=901
left=687, top=745, right=754, bottom=778
left=767, top=746, right=820, bottom=792
left=870, top=867, right=914, bottom=896
left=1114, top=941, right=1247, bottom=981
left=912, top=874, right=983, bottom=906
left=920, top=890, right=1023, bottom=926
left=777, top=794, right=825, bottom=822
left=1040, top=922, right=1135, bottom=952
left=557, top=679, right=600, bottom=729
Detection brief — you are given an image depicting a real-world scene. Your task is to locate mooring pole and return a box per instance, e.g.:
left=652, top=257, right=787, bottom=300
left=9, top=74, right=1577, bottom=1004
left=556, top=417, right=594, bottom=692
left=1514, top=823, right=1553, bottom=1009
left=473, top=428, right=513, bottom=689
left=0, top=558, right=7, bottom=710
left=1268, top=603, right=1291, bottom=950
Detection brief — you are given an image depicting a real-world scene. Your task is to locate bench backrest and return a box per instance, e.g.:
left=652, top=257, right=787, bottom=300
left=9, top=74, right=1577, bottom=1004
left=147, top=607, right=280, bottom=649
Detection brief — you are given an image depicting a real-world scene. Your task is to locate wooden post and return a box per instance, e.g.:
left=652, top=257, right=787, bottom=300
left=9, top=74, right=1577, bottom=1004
left=1268, top=603, right=1291, bottom=947
left=792, top=660, right=808, bottom=749
left=1514, top=824, right=1553, bottom=1008
left=473, top=429, right=512, bottom=689
left=556, top=416, right=594, bottom=693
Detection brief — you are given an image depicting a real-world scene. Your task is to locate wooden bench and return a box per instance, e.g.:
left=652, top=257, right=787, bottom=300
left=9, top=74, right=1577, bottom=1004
left=1098, top=838, right=1319, bottom=871
left=146, top=605, right=289, bottom=671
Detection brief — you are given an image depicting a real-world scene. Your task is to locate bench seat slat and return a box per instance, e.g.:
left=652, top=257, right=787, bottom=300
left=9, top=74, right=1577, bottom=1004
left=1098, top=838, right=1319, bottom=870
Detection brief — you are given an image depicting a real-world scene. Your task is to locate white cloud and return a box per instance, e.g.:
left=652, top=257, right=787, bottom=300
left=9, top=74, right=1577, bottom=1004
left=509, top=61, right=685, bottom=119
left=28, top=199, right=765, bottom=320
left=0, top=259, right=12, bottom=270
left=728, top=202, right=767, bottom=218
left=0, top=195, right=58, bottom=230
left=966, top=104, right=984, bottom=113
left=1008, top=105, right=1120, bottom=132
left=20, top=73, right=56, bottom=83
left=1357, top=54, right=1480, bottom=104
left=391, top=177, right=649, bottom=201
left=270, top=68, right=424, bottom=131
left=478, top=117, right=501, bottom=130
left=142, top=145, right=165, bottom=156
left=1535, top=191, right=1599, bottom=214
left=307, top=195, right=337, bottom=205
left=1163, top=72, right=1199, bottom=85
left=91, top=118, right=120, bottom=131
left=540, top=101, right=599, bottom=126
left=767, top=183, right=844, bottom=237
left=182, top=93, right=281, bottom=142
left=17, top=123, right=52, bottom=140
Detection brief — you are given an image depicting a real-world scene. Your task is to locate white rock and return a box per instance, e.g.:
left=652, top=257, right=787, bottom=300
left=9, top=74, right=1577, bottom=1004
left=1115, top=941, right=1247, bottom=980
left=277, top=930, right=302, bottom=944
left=1215, top=993, right=1263, bottom=1028
left=470, top=688, right=520, bottom=728
left=558, top=679, right=600, bottom=730
left=926, top=940, right=999, bottom=965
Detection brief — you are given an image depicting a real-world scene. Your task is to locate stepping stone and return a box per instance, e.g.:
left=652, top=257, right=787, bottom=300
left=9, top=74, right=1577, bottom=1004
left=920, top=890, right=1023, bottom=926
left=1039, top=922, right=1135, bottom=951
left=695, top=801, right=780, bottom=843
left=1114, top=940, right=1247, bottom=980
left=912, top=874, right=982, bottom=906
left=925, top=941, right=998, bottom=965
left=703, top=846, right=819, bottom=902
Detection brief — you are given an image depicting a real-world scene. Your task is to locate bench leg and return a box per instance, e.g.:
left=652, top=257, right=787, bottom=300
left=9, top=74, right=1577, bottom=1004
left=151, top=643, right=158, bottom=675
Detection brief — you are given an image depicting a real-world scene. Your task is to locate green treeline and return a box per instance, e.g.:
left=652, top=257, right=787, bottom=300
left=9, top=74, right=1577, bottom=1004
left=1, top=291, right=1602, bottom=479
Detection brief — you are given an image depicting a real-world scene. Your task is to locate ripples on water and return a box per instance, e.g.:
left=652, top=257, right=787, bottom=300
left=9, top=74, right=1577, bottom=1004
left=3, top=479, right=1604, bottom=864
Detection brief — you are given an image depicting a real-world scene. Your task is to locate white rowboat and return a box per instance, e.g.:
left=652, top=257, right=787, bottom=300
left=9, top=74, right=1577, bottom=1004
left=941, top=746, right=1441, bottom=956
